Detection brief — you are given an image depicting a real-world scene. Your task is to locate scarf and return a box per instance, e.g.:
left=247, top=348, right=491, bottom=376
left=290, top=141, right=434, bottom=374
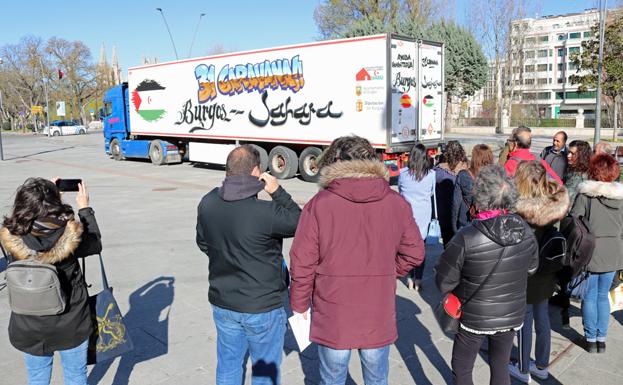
left=31, top=215, right=71, bottom=237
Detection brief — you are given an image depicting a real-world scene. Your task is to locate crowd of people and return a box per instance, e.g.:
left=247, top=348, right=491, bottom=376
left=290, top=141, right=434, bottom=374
left=1, top=128, right=622, bottom=385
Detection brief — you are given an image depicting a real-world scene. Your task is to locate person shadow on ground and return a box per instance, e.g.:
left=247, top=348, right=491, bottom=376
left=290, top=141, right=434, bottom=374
left=88, top=276, right=175, bottom=385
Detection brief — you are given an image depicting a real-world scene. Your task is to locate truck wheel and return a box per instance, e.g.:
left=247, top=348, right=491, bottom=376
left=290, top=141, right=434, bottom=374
left=78, top=129, right=86, bottom=135
left=250, top=144, right=269, bottom=172
left=52, top=131, right=60, bottom=137
left=110, top=138, right=125, bottom=161
left=149, top=140, right=166, bottom=165
left=298, top=146, right=322, bottom=183
left=268, top=146, right=298, bottom=179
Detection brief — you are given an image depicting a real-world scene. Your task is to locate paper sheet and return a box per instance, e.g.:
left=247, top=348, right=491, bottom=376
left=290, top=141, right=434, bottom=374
left=288, top=310, right=311, bottom=352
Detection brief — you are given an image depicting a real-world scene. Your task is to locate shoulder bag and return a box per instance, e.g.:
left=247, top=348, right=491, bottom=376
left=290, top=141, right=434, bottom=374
left=426, top=183, right=442, bottom=245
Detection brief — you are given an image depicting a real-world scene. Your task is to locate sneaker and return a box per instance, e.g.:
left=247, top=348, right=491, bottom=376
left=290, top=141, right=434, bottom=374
left=529, top=362, right=549, bottom=380
left=508, top=362, right=531, bottom=384
left=597, top=341, right=606, bottom=353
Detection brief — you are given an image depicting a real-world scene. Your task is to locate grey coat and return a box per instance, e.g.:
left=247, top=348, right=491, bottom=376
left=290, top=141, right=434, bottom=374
left=540, top=146, right=568, bottom=181
left=570, top=180, right=623, bottom=273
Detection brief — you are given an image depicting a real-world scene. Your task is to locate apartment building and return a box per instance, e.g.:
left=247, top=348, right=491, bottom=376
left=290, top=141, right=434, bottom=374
left=510, top=9, right=600, bottom=118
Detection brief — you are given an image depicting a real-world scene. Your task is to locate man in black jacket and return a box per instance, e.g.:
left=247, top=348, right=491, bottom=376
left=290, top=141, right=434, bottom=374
left=540, top=130, right=568, bottom=181
left=196, top=145, right=301, bottom=385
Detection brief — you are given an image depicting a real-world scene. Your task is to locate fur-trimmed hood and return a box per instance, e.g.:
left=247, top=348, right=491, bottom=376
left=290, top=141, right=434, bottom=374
left=578, top=180, right=623, bottom=200
left=0, top=220, right=83, bottom=264
left=515, top=187, right=570, bottom=227
left=319, top=159, right=390, bottom=203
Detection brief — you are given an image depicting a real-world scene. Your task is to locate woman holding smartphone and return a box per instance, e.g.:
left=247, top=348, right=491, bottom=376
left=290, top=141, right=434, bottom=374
left=0, top=177, right=102, bottom=385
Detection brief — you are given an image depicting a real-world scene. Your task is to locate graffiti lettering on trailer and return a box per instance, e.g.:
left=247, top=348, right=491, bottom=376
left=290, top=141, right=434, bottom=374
left=421, top=75, right=442, bottom=90
left=194, top=55, right=305, bottom=103
left=249, top=91, right=343, bottom=127
left=421, top=57, right=439, bottom=67
left=393, top=72, right=417, bottom=92
left=174, top=99, right=244, bottom=132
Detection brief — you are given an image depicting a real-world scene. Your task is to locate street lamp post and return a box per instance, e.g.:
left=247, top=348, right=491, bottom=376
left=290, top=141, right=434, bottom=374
left=594, top=0, right=608, bottom=144
left=156, top=8, right=179, bottom=60
left=188, top=13, right=206, bottom=58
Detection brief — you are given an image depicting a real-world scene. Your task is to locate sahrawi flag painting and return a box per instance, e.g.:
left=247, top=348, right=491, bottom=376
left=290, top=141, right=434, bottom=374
left=131, top=80, right=166, bottom=122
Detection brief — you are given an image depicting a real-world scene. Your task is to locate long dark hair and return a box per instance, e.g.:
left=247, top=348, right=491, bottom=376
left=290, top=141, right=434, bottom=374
left=407, top=143, right=432, bottom=181
left=568, top=140, right=591, bottom=173
left=3, top=178, right=74, bottom=235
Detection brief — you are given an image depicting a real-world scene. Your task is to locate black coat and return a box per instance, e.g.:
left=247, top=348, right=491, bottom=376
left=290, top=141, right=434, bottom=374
left=196, top=185, right=301, bottom=314
left=435, top=214, right=539, bottom=332
left=0, top=208, right=102, bottom=356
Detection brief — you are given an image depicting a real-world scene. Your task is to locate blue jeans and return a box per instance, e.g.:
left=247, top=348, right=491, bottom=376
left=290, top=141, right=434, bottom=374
left=582, top=271, right=616, bottom=342
left=517, top=300, right=551, bottom=372
left=23, top=339, right=88, bottom=385
left=317, top=344, right=390, bottom=385
left=212, top=305, right=286, bottom=385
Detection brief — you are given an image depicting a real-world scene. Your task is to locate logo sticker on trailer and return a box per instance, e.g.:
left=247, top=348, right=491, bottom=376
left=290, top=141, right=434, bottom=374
left=131, top=80, right=167, bottom=122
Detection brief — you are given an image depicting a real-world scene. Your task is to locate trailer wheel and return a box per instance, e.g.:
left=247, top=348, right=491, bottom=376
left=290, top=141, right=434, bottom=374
left=250, top=144, right=269, bottom=172
left=110, top=138, right=125, bottom=161
left=149, top=140, right=166, bottom=165
left=268, top=146, right=298, bottom=179
left=298, top=146, right=322, bottom=182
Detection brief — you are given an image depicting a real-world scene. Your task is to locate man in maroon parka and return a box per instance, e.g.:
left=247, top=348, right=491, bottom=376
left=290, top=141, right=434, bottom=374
left=289, top=135, right=425, bottom=385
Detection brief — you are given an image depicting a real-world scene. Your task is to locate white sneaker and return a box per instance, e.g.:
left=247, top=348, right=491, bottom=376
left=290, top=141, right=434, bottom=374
left=529, top=361, right=549, bottom=380
left=508, top=362, right=531, bottom=384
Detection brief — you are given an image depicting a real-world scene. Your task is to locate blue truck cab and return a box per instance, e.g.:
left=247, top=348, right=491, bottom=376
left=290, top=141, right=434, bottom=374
left=102, top=83, right=181, bottom=165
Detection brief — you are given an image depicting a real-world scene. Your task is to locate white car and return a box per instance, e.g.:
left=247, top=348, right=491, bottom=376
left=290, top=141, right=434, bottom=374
left=44, top=121, right=88, bottom=136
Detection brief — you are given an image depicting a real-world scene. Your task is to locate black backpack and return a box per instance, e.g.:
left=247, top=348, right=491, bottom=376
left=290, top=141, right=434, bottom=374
left=537, top=225, right=567, bottom=274
left=559, top=197, right=596, bottom=276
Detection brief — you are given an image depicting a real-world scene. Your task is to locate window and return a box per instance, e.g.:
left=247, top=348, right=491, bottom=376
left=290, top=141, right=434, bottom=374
left=549, top=78, right=553, bottom=84
left=537, top=78, right=548, bottom=85
left=583, top=31, right=592, bottom=38
left=513, top=66, right=521, bottom=73
left=549, top=49, right=553, bottom=57
left=538, top=49, right=548, bottom=58
left=525, top=37, right=536, bottom=45
left=549, top=64, right=553, bottom=71
left=558, top=63, right=566, bottom=71
left=537, top=92, right=550, bottom=100
left=538, top=35, right=549, bottom=43
left=514, top=79, right=522, bottom=85
left=565, top=91, right=597, bottom=99
left=558, top=33, right=567, bottom=40
left=558, top=48, right=566, bottom=57
left=524, top=78, right=535, bottom=85
left=523, top=92, right=537, bottom=100
left=556, top=92, right=565, bottom=99
left=568, top=47, right=580, bottom=55
left=557, top=78, right=565, bottom=84
left=526, top=51, right=536, bottom=59
left=569, top=32, right=581, bottom=39
left=537, top=64, right=548, bottom=72
left=569, top=62, right=580, bottom=70
left=104, top=102, right=113, bottom=117
left=525, top=65, right=535, bottom=72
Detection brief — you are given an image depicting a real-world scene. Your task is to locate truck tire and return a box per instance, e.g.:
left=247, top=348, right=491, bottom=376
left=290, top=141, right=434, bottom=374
left=298, top=146, right=322, bottom=182
left=52, top=130, right=60, bottom=137
left=149, top=140, right=166, bottom=165
left=268, top=146, right=298, bottom=179
left=110, top=138, right=125, bottom=161
left=250, top=144, right=269, bottom=172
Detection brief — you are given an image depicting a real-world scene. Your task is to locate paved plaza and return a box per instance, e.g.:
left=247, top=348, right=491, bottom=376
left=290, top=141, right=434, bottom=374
left=1, top=132, right=622, bottom=384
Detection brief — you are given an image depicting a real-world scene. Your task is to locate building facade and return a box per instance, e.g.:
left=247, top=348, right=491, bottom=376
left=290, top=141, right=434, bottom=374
left=510, top=9, right=600, bottom=119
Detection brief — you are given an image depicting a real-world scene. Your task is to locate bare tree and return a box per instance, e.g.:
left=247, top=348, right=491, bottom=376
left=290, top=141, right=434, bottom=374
left=468, top=0, right=535, bottom=132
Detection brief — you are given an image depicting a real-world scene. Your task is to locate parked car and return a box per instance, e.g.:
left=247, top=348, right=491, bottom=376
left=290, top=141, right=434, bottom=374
left=44, top=120, right=87, bottom=136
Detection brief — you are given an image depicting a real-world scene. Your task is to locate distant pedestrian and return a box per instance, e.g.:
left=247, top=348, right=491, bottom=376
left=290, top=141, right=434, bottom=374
left=451, top=144, right=493, bottom=233
left=498, top=128, right=520, bottom=166
left=504, top=126, right=563, bottom=184
left=509, top=161, right=570, bottom=383
left=399, top=142, right=436, bottom=291
left=0, top=178, right=102, bottom=385
left=435, top=140, right=468, bottom=247
left=196, top=145, right=301, bottom=384
left=570, top=153, right=623, bottom=353
left=289, top=135, right=424, bottom=385
left=594, top=141, right=613, bottom=155
left=435, top=165, right=538, bottom=385
left=540, top=130, right=568, bottom=180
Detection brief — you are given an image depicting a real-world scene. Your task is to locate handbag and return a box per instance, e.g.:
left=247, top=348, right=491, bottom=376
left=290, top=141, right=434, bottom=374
left=426, top=185, right=442, bottom=245
left=567, top=271, right=590, bottom=301
left=84, top=254, right=134, bottom=364
left=434, top=247, right=507, bottom=334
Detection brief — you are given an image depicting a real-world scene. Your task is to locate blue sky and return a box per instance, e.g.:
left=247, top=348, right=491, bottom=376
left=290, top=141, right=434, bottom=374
left=0, top=0, right=602, bottom=71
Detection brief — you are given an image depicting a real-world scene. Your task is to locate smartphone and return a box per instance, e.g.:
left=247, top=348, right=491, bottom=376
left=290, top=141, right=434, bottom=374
left=55, top=179, right=82, bottom=192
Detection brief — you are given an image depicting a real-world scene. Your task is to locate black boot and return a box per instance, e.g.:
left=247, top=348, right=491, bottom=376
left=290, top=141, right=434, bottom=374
left=597, top=341, right=606, bottom=353
left=586, top=341, right=598, bottom=353
left=561, top=308, right=570, bottom=329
